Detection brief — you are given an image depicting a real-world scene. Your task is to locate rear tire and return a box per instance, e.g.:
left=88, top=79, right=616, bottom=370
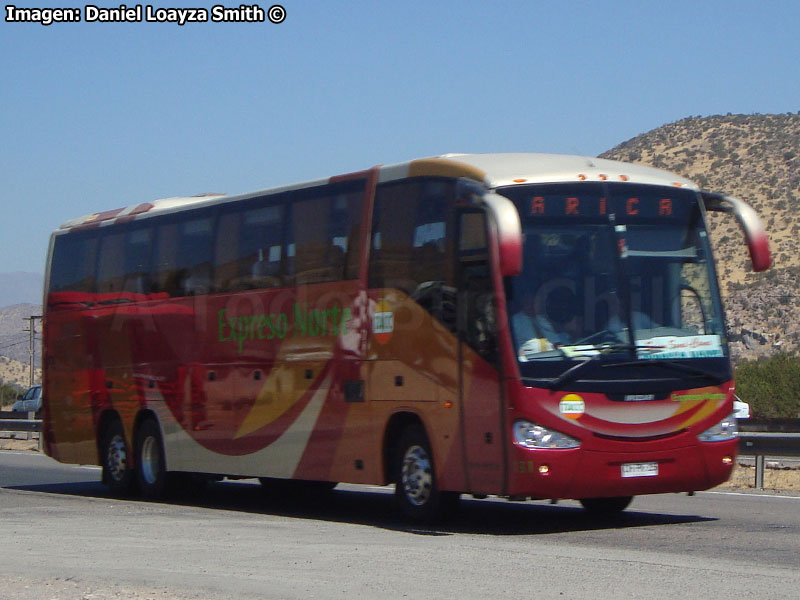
left=135, top=418, right=168, bottom=499
left=579, top=496, right=633, bottom=514
left=101, top=419, right=134, bottom=496
left=393, top=425, right=457, bottom=523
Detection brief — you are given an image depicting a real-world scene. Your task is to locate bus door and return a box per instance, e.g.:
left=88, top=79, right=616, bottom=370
left=456, top=210, right=506, bottom=495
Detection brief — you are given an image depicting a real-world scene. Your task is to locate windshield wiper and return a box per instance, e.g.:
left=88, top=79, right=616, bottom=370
left=545, top=343, right=649, bottom=389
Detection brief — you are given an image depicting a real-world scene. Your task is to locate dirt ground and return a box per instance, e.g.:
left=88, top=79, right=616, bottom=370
left=718, top=462, right=800, bottom=492
left=0, top=437, right=42, bottom=452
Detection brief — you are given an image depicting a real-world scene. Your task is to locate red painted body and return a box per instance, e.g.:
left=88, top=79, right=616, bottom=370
left=42, top=154, right=760, bottom=505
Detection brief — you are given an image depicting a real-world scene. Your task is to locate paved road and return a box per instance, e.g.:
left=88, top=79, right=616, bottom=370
left=1, top=451, right=799, bottom=599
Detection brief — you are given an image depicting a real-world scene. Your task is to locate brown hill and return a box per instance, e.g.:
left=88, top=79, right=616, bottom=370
left=0, top=355, right=38, bottom=391
left=601, top=112, right=800, bottom=361
left=0, top=304, right=42, bottom=387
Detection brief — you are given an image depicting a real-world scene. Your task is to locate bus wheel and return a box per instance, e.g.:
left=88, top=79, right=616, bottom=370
left=579, top=496, right=633, bottom=514
left=101, top=419, right=134, bottom=496
left=135, top=419, right=167, bottom=499
left=394, top=425, right=455, bottom=523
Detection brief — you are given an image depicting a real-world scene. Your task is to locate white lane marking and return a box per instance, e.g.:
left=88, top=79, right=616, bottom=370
left=702, top=490, right=800, bottom=500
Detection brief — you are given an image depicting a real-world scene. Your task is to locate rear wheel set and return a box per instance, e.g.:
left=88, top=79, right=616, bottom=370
left=101, top=419, right=134, bottom=496
left=100, top=417, right=180, bottom=499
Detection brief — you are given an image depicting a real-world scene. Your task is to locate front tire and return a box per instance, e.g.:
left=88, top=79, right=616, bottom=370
left=394, top=425, right=456, bottom=523
left=579, top=496, right=633, bottom=514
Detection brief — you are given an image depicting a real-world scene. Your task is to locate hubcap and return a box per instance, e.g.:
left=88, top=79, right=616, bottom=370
left=140, top=435, right=160, bottom=486
left=106, top=434, right=128, bottom=482
left=401, top=444, right=433, bottom=506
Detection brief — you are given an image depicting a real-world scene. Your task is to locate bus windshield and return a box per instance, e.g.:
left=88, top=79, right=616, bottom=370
left=499, top=183, right=727, bottom=382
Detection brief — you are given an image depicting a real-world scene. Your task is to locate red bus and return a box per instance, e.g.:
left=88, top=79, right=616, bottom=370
left=42, top=153, right=770, bottom=520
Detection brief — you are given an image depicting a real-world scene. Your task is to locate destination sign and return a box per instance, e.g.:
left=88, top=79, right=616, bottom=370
left=502, top=183, right=697, bottom=222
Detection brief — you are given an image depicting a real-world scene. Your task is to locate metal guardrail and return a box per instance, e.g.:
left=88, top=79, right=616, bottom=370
left=737, top=420, right=800, bottom=488
left=0, top=418, right=42, bottom=432
left=0, top=410, right=42, bottom=430
left=0, top=411, right=42, bottom=450
left=738, top=432, right=800, bottom=457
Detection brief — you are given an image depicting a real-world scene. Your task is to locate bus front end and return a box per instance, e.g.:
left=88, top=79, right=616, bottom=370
left=490, top=174, right=767, bottom=506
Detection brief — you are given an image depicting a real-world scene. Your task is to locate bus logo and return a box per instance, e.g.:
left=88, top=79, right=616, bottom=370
left=373, top=299, right=394, bottom=344
left=559, top=394, right=585, bottom=420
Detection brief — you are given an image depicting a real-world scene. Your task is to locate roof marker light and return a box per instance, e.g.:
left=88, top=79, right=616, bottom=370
left=598, top=174, right=608, bottom=180
left=578, top=174, right=587, bottom=181
left=620, top=175, right=629, bottom=181
left=513, top=178, right=527, bottom=183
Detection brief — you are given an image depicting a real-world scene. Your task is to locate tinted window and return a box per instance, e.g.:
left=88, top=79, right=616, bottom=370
left=214, top=200, right=285, bottom=291
left=48, top=180, right=365, bottom=303
left=96, top=230, right=125, bottom=293
left=369, top=179, right=455, bottom=325
left=154, top=214, right=215, bottom=297
left=122, top=225, right=154, bottom=293
left=287, top=182, right=363, bottom=284
left=369, top=179, right=454, bottom=294
left=49, top=232, right=99, bottom=294
left=177, top=216, right=215, bottom=296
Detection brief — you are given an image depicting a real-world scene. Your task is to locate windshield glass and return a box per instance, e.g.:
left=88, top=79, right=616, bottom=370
left=499, top=183, right=728, bottom=383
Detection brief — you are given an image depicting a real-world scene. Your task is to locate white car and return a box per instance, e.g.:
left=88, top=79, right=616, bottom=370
left=733, top=395, right=751, bottom=419
left=12, top=385, right=42, bottom=413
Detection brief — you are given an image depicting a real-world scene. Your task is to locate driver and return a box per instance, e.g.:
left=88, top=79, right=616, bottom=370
left=514, top=284, right=583, bottom=348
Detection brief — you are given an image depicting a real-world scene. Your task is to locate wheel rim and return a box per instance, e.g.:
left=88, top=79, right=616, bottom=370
left=401, top=444, right=433, bottom=506
left=106, top=434, right=128, bottom=482
left=140, top=435, right=161, bottom=486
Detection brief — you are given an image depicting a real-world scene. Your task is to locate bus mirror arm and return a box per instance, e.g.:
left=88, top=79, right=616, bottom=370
left=483, top=192, right=523, bottom=277
left=701, top=192, right=771, bottom=272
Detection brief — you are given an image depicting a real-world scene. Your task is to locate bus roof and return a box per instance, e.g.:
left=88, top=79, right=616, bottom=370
left=57, top=153, right=698, bottom=230
left=380, top=153, right=699, bottom=190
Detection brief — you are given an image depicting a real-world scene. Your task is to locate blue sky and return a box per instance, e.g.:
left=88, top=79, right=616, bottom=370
left=2, top=0, right=799, bottom=276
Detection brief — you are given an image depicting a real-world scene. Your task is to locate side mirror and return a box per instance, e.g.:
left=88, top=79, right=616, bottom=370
left=701, top=192, right=771, bottom=272
left=482, top=192, right=522, bottom=276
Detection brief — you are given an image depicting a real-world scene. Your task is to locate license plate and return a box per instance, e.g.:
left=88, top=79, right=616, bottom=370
left=621, top=462, right=659, bottom=478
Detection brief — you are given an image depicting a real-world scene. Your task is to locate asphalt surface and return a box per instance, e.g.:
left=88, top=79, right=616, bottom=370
left=1, top=451, right=799, bottom=599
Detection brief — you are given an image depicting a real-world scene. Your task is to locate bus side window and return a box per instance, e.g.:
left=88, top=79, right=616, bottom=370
left=154, top=222, right=179, bottom=296
left=330, top=190, right=362, bottom=281
left=122, top=225, right=154, bottom=294
left=177, top=216, right=214, bottom=296
left=154, top=216, right=215, bottom=297
left=459, top=211, right=496, bottom=363
left=369, top=178, right=456, bottom=332
left=213, top=212, right=240, bottom=292
left=96, top=231, right=125, bottom=294
left=290, top=195, right=334, bottom=285
left=288, top=182, right=363, bottom=285
left=48, top=232, right=98, bottom=296
left=239, top=203, right=284, bottom=289
left=369, top=181, right=418, bottom=294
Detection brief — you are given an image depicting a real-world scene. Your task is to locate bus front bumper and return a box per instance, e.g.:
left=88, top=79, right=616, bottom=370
left=507, top=439, right=738, bottom=499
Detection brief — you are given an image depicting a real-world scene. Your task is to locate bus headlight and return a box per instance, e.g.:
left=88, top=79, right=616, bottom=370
left=698, top=413, right=739, bottom=442
left=513, top=420, right=581, bottom=449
